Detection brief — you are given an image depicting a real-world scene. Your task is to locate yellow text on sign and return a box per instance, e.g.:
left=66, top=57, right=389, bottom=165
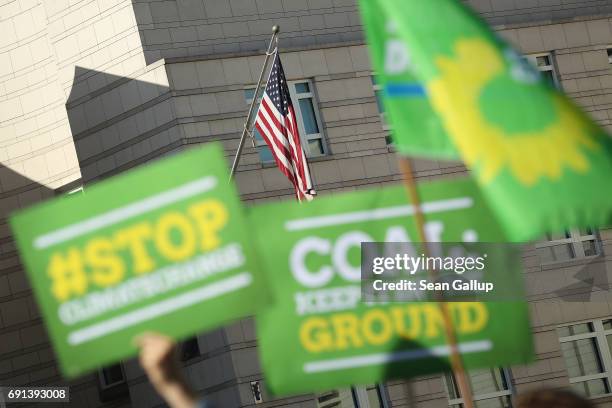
left=47, top=199, right=228, bottom=302
left=299, top=302, right=488, bottom=352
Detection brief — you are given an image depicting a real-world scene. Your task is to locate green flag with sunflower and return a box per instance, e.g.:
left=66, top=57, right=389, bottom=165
left=359, top=0, right=612, bottom=241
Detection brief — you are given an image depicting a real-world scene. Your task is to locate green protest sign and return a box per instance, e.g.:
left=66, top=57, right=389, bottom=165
left=249, top=178, right=533, bottom=395
left=10, top=143, right=268, bottom=378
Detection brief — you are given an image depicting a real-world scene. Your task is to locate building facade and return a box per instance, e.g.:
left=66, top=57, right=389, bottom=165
left=1, top=0, right=612, bottom=407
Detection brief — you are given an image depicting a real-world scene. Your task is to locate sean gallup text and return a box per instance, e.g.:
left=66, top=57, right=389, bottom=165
left=371, top=279, right=494, bottom=293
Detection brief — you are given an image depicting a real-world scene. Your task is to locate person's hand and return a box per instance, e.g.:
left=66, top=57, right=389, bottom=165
left=135, top=332, right=198, bottom=408
left=136, top=332, right=182, bottom=387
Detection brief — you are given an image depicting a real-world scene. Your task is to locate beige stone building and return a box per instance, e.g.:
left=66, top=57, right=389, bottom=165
left=1, top=0, right=612, bottom=407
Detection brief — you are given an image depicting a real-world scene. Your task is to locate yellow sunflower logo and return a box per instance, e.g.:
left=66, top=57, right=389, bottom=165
left=427, top=39, right=598, bottom=185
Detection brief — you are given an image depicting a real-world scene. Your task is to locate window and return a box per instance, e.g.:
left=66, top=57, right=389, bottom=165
left=607, top=48, right=612, bottom=64
left=371, top=75, right=393, bottom=145
left=180, top=337, right=200, bottom=361
left=97, top=362, right=129, bottom=402
left=317, top=389, right=355, bottom=408
left=362, top=384, right=387, bottom=407
left=316, top=385, right=387, bottom=408
left=371, top=75, right=390, bottom=130
left=445, top=368, right=513, bottom=407
left=558, top=319, right=612, bottom=398
left=536, top=228, right=600, bottom=264
left=98, top=363, right=126, bottom=389
left=250, top=381, right=263, bottom=404
left=244, top=79, right=326, bottom=163
left=523, top=53, right=559, bottom=88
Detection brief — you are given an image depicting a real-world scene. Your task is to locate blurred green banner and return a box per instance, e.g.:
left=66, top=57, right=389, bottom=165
left=250, top=178, right=533, bottom=395
left=10, top=143, right=269, bottom=378
left=359, top=0, right=612, bottom=240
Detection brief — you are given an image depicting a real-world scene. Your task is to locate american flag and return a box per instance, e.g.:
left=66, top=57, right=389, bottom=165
left=254, top=53, right=315, bottom=201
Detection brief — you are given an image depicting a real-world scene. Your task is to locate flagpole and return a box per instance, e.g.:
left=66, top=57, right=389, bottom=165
left=229, top=25, right=280, bottom=181
left=398, top=156, right=475, bottom=408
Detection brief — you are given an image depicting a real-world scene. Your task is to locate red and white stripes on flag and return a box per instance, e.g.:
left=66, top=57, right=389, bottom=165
left=254, top=53, right=315, bottom=201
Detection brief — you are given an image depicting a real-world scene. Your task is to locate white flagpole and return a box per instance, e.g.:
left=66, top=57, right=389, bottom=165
left=229, top=25, right=280, bottom=181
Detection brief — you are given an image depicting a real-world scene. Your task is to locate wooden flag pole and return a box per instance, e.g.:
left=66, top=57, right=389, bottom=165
left=229, top=25, right=280, bottom=181
left=398, top=156, right=475, bottom=408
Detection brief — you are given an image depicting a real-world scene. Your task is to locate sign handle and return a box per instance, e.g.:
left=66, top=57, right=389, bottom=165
left=229, top=25, right=280, bottom=181
left=398, top=156, right=475, bottom=408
